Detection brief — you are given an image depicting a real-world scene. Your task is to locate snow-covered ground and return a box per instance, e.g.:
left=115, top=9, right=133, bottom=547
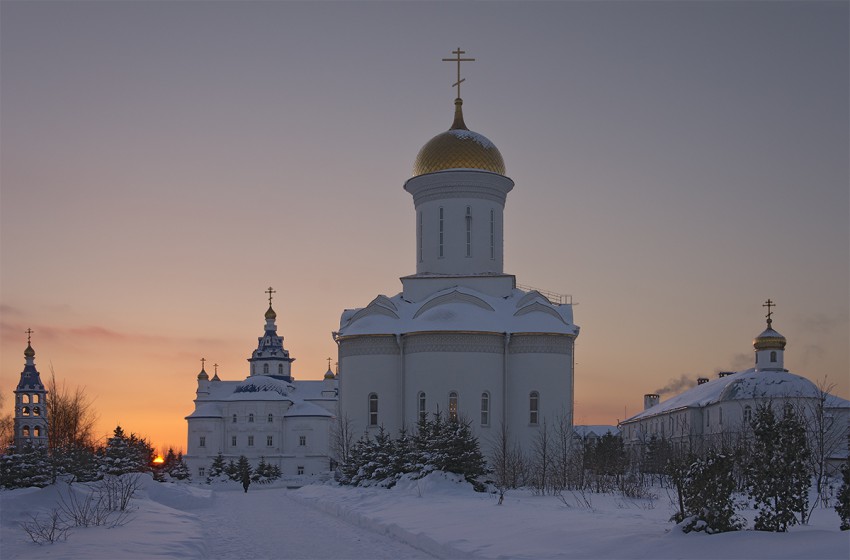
left=1, top=473, right=848, bottom=559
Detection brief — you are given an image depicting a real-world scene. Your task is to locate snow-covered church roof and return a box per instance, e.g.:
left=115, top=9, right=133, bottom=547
left=185, top=376, right=336, bottom=420
left=337, top=287, right=577, bottom=338
left=624, top=369, right=850, bottom=423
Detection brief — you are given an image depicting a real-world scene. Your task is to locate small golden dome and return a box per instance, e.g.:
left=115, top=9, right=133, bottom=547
left=753, top=328, right=786, bottom=351
left=197, top=368, right=209, bottom=381
left=413, top=99, right=505, bottom=177
left=324, top=368, right=335, bottom=380
left=265, top=305, right=277, bottom=321
left=24, top=344, right=35, bottom=359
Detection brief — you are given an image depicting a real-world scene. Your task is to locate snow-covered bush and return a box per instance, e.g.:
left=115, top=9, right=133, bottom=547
left=672, top=449, right=744, bottom=534
left=0, top=444, right=52, bottom=488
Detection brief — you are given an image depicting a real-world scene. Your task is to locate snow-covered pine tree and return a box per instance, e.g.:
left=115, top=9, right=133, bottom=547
left=747, top=403, right=811, bottom=531
left=674, top=448, right=743, bottom=534
left=207, top=452, right=227, bottom=483
left=0, top=444, right=51, bottom=488
left=441, top=416, right=488, bottom=489
left=836, top=435, right=850, bottom=530
left=237, top=455, right=252, bottom=492
left=225, top=459, right=239, bottom=481
left=99, top=426, right=154, bottom=476
left=169, top=452, right=191, bottom=480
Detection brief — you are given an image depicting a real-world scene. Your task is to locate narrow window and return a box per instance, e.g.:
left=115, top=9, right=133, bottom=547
left=22, top=406, right=29, bottom=416
left=418, top=211, right=423, bottom=263
left=199, top=467, right=205, bottom=478
left=232, top=414, right=237, bottom=423
left=480, top=392, right=490, bottom=426
left=248, top=436, right=254, bottom=446
left=33, top=407, right=40, bottom=416
left=299, top=435, right=306, bottom=446
left=438, top=207, right=444, bottom=258
left=368, top=393, right=378, bottom=426
left=297, top=466, right=304, bottom=475
left=418, top=391, right=427, bottom=421
left=22, top=426, right=30, bottom=437
left=278, top=364, right=284, bottom=374
left=770, top=351, right=777, bottom=363
left=34, top=426, right=41, bottom=437
left=249, top=413, right=254, bottom=423
left=263, top=364, right=269, bottom=374
left=465, top=206, right=472, bottom=257
left=33, top=394, right=39, bottom=404
left=529, top=391, right=539, bottom=425
left=448, top=392, right=458, bottom=421
left=268, top=413, right=273, bottom=423
left=231, top=436, right=237, bottom=447
left=267, top=435, right=273, bottom=446
left=23, top=394, right=30, bottom=403
left=489, top=209, right=495, bottom=260
left=199, top=436, right=206, bottom=448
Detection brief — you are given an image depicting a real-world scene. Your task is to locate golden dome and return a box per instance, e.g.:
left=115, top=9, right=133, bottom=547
left=24, top=343, right=35, bottom=359
left=413, top=99, right=505, bottom=177
left=265, top=305, right=277, bottom=321
left=324, top=368, right=335, bottom=380
left=753, top=327, right=786, bottom=351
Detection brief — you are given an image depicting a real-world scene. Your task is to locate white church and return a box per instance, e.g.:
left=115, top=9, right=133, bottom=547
left=184, top=293, right=338, bottom=479
left=335, top=50, right=579, bottom=453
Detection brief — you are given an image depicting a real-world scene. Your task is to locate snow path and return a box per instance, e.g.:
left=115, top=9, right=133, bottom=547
left=201, top=486, right=436, bottom=560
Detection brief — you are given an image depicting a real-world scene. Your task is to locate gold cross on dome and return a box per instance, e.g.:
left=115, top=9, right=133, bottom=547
left=213, top=363, right=219, bottom=375
left=763, top=299, right=775, bottom=326
left=327, top=357, right=332, bottom=370
left=200, top=357, right=206, bottom=370
left=442, top=48, right=475, bottom=100
left=265, top=286, right=276, bottom=306
left=25, top=328, right=34, bottom=344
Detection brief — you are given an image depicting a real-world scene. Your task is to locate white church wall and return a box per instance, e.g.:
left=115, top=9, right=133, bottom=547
left=338, top=351, right=401, bottom=437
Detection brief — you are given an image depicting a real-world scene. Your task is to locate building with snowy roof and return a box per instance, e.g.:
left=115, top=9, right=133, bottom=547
left=185, top=294, right=338, bottom=479
left=335, top=51, right=579, bottom=453
left=620, top=306, right=849, bottom=471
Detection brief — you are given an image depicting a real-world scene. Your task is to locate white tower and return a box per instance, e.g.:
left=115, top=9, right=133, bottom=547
left=247, top=287, right=295, bottom=380
left=14, top=329, right=48, bottom=449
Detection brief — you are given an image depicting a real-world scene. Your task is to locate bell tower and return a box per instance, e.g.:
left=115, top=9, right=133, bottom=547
left=13, top=329, right=49, bottom=449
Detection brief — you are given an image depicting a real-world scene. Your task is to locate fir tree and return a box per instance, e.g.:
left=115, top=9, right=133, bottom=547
left=673, top=449, right=744, bottom=534
left=0, top=444, right=51, bottom=488
left=169, top=452, right=191, bottom=480
left=99, top=425, right=153, bottom=476
left=238, top=455, right=252, bottom=492
left=225, top=459, right=239, bottom=481
left=207, top=452, right=227, bottom=483
left=747, top=403, right=812, bottom=532
left=834, top=435, right=850, bottom=531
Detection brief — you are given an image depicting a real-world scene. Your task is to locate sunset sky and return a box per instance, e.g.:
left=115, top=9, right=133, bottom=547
left=2, top=1, right=847, bottom=451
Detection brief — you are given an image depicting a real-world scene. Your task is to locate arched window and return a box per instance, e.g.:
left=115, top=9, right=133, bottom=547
left=263, top=363, right=269, bottom=374
left=480, top=392, right=490, bottom=426
left=278, top=364, right=283, bottom=374
left=770, top=351, right=777, bottom=363
left=22, top=426, right=30, bottom=437
left=248, top=413, right=254, bottom=423
left=368, top=393, right=378, bottom=426
left=232, top=414, right=237, bottom=423
left=268, top=413, right=273, bottom=423
left=33, top=407, right=40, bottom=416
left=744, top=405, right=752, bottom=423
left=529, top=392, right=539, bottom=425
left=465, top=206, right=472, bottom=257
left=418, top=392, right=427, bottom=421
left=438, top=207, right=444, bottom=258
left=34, top=426, right=41, bottom=437
left=22, top=394, right=30, bottom=404
left=22, top=406, right=29, bottom=416
left=448, top=392, right=458, bottom=421
left=33, top=394, right=39, bottom=404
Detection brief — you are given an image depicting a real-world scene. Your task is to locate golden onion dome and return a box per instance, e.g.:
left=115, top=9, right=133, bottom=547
left=197, top=367, right=209, bottom=381
left=324, top=368, right=335, bottom=380
left=265, top=305, right=277, bottom=321
left=24, top=343, right=35, bottom=359
left=413, top=98, right=505, bottom=177
left=753, top=327, right=786, bottom=351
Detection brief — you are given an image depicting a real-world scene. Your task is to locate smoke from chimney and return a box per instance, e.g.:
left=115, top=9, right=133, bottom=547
left=653, top=374, right=698, bottom=397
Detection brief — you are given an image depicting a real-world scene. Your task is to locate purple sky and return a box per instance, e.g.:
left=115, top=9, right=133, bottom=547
left=2, top=1, right=847, bottom=448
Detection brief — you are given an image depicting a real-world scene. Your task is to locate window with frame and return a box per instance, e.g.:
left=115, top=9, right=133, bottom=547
left=267, top=435, right=273, bottom=446
left=231, top=436, right=237, bottom=447
left=33, top=407, right=40, bottom=416
left=278, top=364, right=284, bottom=374
left=438, top=207, right=444, bottom=258
left=299, top=435, right=306, bottom=446
left=480, top=392, right=490, bottom=426
left=34, top=426, right=41, bottom=437
left=770, top=351, right=777, bottom=363
left=248, top=436, right=254, bottom=447
left=418, top=392, right=427, bottom=421
left=268, top=413, right=273, bottom=423
left=22, top=426, right=30, bottom=437
left=249, top=413, right=254, bottom=423
left=465, top=206, right=472, bottom=257
left=199, top=467, right=205, bottom=478
left=368, top=393, right=378, bottom=426
left=199, top=436, right=206, bottom=447
left=297, top=466, right=304, bottom=475
left=232, top=414, right=237, bottom=423
left=529, top=391, right=539, bottom=425
left=448, top=392, right=458, bottom=421
left=263, top=364, right=269, bottom=374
